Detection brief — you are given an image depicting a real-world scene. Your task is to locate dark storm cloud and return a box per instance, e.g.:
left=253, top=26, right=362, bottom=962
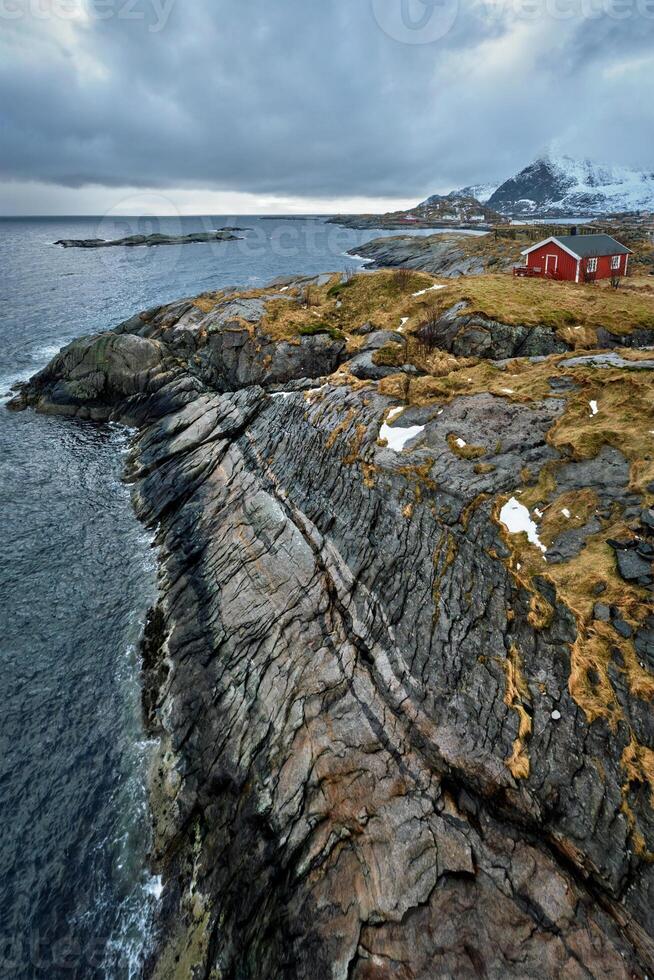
left=0, top=0, right=652, bottom=201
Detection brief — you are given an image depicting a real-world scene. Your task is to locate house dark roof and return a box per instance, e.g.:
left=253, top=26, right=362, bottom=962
left=554, top=234, right=632, bottom=257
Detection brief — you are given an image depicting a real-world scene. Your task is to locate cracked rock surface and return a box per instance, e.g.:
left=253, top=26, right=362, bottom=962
left=348, top=235, right=494, bottom=277
left=8, top=273, right=654, bottom=979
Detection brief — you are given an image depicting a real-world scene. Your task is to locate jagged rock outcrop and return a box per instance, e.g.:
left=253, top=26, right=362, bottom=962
left=350, top=235, right=493, bottom=277
left=9, top=284, right=348, bottom=417
left=419, top=302, right=570, bottom=359
left=9, top=274, right=654, bottom=979
left=6, top=332, right=177, bottom=421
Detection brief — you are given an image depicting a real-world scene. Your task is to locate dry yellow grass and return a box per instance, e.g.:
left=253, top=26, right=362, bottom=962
left=410, top=273, right=654, bottom=341
left=190, top=268, right=654, bottom=355
left=446, top=433, right=486, bottom=460
left=536, top=489, right=600, bottom=549
left=621, top=737, right=654, bottom=860
left=601, top=275, right=654, bottom=296
left=260, top=270, right=440, bottom=343
left=192, top=290, right=226, bottom=313
left=548, top=368, right=654, bottom=470
left=498, top=644, right=532, bottom=780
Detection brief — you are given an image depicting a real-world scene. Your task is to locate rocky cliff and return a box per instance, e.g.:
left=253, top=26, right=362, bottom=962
left=9, top=270, right=654, bottom=979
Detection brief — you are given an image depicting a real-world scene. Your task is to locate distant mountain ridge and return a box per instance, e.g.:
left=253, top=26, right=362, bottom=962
left=420, top=183, right=498, bottom=208
left=440, top=154, right=654, bottom=217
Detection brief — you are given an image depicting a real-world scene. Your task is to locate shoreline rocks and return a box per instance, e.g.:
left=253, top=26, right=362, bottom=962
left=348, top=233, right=503, bottom=277
left=8, top=274, right=654, bottom=979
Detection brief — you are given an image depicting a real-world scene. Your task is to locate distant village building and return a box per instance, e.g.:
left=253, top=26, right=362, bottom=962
left=516, top=233, right=632, bottom=282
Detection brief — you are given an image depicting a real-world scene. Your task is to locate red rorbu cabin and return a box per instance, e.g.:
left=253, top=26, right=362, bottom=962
left=514, top=233, right=632, bottom=282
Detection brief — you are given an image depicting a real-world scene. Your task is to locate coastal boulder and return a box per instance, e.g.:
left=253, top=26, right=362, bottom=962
left=422, top=305, right=570, bottom=359
left=197, top=326, right=347, bottom=389
left=8, top=332, right=172, bottom=420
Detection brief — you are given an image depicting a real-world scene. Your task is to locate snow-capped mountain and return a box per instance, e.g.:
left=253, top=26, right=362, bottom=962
left=485, top=154, right=654, bottom=217
left=455, top=183, right=498, bottom=205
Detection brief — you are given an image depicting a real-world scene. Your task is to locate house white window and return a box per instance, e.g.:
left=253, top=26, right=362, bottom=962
left=587, top=257, right=598, bottom=273
left=611, top=255, right=621, bottom=270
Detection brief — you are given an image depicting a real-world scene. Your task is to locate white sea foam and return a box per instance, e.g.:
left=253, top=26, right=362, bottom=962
left=145, top=876, right=163, bottom=900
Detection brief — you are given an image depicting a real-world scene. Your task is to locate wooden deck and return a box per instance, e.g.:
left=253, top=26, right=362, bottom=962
left=513, top=265, right=557, bottom=279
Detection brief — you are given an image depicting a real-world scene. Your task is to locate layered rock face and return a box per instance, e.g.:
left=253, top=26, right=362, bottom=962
left=349, top=235, right=495, bottom=277
left=9, top=273, right=654, bottom=979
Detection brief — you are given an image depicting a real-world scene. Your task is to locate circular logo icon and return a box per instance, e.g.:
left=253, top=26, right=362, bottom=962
left=92, top=192, right=184, bottom=278
left=371, top=0, right=459, bottom=43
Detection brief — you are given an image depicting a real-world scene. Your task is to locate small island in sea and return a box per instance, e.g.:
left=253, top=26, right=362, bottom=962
left=54, top=230, right=242, bottom=248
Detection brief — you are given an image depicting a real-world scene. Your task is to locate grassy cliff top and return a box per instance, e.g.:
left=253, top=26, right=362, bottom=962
left=193, top=268, right=654, bottom=349
left=425, top=273, right=654, bottom=336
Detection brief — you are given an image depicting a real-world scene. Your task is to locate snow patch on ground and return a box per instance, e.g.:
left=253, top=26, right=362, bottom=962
left=589, top=399, right=598, bottom=416
left=412, top=283, right=446, bottom=297
left=380, top=421, right=425, bottom=451
left=499, top=497, right=547, bottom=553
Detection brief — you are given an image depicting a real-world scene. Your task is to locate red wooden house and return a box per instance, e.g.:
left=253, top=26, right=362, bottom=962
left=515, top=233, right=632, bottom=283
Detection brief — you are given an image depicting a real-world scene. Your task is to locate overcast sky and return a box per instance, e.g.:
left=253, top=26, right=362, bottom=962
left=1, top=0, right=653, bottom=214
